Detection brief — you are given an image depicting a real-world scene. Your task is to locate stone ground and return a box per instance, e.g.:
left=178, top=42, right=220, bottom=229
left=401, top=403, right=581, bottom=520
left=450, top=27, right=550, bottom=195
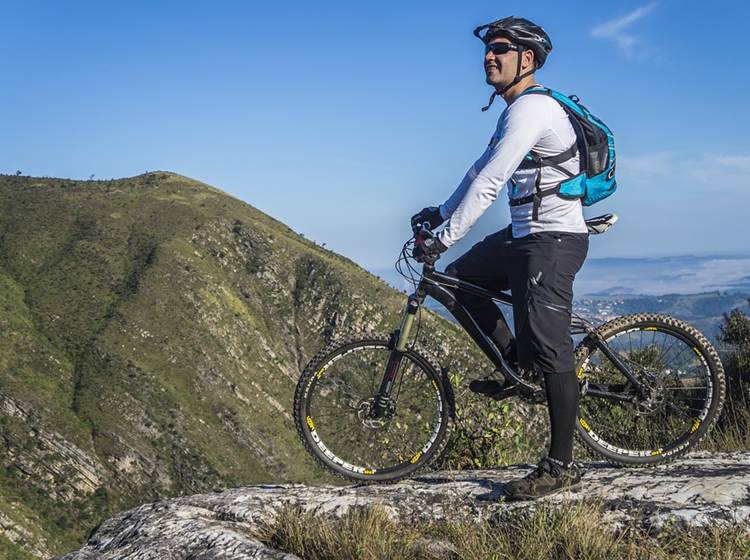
left=58, top=451, right=750, bottom=560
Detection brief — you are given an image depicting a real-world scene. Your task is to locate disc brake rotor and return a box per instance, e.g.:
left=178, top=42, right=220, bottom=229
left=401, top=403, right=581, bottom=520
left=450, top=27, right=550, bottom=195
left=357, top=397, right=396, bottom=429
left=633, top=376, right=665, bottom=415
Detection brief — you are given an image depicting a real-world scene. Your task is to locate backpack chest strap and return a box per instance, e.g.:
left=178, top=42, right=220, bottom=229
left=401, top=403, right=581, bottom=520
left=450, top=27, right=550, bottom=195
left=517, top=143, right=578, bottom=170
left=508, top=188, right=562, bottom=219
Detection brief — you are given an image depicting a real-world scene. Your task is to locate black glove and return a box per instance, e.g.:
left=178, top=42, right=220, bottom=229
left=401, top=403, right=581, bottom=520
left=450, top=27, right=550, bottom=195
left=413, top=235, right=447, bottom=263
left=410, top=206, right=445, bottom=232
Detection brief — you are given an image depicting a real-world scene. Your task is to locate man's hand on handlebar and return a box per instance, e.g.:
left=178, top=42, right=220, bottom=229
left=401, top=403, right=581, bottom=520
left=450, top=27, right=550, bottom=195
left=412, top=226, right=447, bottom=264
left=410, top=206, right=445, bottom=231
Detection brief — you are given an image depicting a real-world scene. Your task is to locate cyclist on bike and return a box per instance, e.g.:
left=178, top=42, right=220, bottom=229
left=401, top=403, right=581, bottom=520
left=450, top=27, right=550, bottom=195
left=411, top=16, right=589, bottom=500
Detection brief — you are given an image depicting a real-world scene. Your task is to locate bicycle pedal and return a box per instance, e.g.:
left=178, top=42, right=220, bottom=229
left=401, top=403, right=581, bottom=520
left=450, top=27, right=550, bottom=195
left=515, top=383, right=546, bottom=404
left=528, top=389, right=547, bottom=404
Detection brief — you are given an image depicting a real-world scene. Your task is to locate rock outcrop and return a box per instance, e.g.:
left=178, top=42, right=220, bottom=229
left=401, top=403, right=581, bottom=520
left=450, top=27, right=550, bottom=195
left=59, top=451, right=750, bottom=559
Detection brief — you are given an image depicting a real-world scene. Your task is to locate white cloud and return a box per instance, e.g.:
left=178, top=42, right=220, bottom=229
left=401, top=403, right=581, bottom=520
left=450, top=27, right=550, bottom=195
left=618, top=151, right=750, bottom=192
left=618, top=152, right=674, bottom=176
left=591, top=2, right=658, bottom=56
left=713, top=155, right=750, bottom=171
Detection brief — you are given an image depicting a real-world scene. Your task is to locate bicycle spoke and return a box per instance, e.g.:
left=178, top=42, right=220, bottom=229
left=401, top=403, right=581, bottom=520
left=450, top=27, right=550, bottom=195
left=663, top=343, right=690, bottom=366
left=654, top=333, right=681, bottom=362
left=311, top=402, right=358, bottom=413
left=658, top=332, right=669, bottom=359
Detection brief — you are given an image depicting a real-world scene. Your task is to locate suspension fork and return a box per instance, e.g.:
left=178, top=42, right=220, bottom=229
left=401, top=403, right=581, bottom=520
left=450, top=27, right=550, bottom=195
left=372, top=292, right=422, bottom=417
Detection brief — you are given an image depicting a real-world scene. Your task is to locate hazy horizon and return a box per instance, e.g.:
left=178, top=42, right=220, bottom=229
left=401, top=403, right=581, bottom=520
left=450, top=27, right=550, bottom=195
left=371, top=254, right=750, bottom=297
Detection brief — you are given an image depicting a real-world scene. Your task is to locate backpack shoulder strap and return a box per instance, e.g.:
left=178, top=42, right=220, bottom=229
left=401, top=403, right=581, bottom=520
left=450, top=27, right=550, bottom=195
left=516, top=86, right=581, bottom=171
left=521, top=87, right=589, bottom=173
left=516, top=85, right=551, bottom=98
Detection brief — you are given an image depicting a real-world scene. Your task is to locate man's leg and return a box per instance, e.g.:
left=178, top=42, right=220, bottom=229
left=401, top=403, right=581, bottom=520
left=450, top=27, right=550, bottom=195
left=544, top=371, right=580, bottom=465
left=505, top=232, right=588, bottom=499
left=443, top=227, right=515, bottom=361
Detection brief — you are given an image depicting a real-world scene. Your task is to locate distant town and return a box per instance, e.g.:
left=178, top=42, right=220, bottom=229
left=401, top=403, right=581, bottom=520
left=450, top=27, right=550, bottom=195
left=573, top=297, right=622, bottom=323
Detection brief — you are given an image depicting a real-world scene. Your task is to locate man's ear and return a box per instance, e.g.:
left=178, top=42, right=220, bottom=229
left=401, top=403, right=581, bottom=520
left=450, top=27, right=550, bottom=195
left=522, top=48, right=536, bottom=71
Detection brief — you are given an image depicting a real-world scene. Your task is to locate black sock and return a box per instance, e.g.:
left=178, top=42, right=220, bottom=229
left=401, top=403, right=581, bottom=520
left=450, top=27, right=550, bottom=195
left=544, top=371, right=580, bottom=466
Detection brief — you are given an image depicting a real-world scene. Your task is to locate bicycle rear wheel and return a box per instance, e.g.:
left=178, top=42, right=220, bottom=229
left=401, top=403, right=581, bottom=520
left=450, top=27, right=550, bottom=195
left=294, top=333, right=454, bottom=483
left=575, top=313, right=725, bottom=465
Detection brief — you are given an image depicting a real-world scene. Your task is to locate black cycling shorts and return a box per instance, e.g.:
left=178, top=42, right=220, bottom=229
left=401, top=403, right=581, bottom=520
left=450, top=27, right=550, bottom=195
left=445, top=226, right=588, bottom=375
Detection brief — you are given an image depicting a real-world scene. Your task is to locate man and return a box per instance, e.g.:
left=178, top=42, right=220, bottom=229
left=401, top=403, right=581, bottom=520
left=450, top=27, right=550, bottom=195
left=411, top=16, right=589, bottom=500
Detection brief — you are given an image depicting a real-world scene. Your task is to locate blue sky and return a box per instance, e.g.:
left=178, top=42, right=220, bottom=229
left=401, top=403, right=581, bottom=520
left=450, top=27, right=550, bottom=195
left=2, top=1, right=749, bottom=270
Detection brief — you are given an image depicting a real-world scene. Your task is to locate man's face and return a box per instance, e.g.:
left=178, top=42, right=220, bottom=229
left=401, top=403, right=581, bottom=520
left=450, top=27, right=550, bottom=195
left=484, top=36, right=522, bottom=88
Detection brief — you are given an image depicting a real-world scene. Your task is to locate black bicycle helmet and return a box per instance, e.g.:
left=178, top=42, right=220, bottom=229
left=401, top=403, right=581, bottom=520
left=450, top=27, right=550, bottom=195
left=473, top=16, right=553, bottom=69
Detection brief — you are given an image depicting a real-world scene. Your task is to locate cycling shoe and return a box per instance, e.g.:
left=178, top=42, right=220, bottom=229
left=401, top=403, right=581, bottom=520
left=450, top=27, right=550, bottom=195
left=469, top=377, right=520, bottom=401
left=469, top=378, right=505, bottom=396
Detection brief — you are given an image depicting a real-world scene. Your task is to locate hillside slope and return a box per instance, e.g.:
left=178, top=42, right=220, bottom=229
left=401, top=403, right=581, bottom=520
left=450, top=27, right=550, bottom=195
left=0, top=172, right=498, bottom=557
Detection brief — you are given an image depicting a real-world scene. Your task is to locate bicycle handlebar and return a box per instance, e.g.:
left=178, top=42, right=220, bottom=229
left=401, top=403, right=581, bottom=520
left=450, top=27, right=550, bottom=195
left=412, top=222, right=435, bottom=245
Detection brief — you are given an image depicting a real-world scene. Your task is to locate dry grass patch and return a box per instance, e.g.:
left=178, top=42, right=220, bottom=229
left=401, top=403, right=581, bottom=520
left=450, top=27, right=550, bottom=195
left=258, top=500, right=750, bottom=560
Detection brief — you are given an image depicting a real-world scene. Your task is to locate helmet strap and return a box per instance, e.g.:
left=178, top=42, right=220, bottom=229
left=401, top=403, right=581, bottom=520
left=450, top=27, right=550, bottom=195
left=481, top=47, right=535, bottom=112
left=481, top=91, right=498, bottom=112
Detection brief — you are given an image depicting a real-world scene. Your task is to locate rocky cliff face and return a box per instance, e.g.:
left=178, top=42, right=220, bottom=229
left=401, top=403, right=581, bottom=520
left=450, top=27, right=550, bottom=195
left=58, top=451, right=750, bottom=559
left=0, top=172, right=521, bottom=557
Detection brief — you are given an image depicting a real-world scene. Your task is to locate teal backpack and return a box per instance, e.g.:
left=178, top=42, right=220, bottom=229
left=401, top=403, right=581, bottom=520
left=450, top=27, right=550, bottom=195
left=512, top=87, right=617, bottom=220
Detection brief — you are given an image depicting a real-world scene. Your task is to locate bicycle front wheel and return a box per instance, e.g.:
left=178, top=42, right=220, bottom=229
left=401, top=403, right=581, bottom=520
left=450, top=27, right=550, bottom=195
left=294, top=333, right=454, bottom=483
left=575, top=313, right=726, bottom=465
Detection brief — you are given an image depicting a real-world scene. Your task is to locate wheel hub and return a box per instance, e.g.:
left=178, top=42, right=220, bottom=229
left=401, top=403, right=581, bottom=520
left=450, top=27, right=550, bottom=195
left=634, top=377, right=665, bottom=415
left=357, top=396, right=396, bottom=429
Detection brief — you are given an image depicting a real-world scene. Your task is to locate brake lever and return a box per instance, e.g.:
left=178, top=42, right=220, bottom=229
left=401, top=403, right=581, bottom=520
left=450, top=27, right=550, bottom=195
left=413, top=222, right=435, bottom=245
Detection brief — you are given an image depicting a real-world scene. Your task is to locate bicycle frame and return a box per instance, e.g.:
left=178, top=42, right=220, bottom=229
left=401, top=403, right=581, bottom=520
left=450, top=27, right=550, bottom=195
left=374, top=261, right=646, bottom=414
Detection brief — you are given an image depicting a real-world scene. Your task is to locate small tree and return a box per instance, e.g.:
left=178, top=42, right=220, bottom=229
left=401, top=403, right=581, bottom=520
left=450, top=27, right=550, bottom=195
left=713, top=300, right=750, bottom=449
left=720, top=302, right=750, bottom=389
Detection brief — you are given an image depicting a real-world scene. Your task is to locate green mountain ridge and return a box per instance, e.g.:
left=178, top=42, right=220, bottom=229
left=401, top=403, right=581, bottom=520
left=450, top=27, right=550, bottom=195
left=0, top=172, right=495, bottom=557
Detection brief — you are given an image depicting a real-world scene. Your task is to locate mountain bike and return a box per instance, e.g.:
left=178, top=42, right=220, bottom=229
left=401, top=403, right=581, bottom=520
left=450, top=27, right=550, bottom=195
left=293, top=214, right=726, bottom=483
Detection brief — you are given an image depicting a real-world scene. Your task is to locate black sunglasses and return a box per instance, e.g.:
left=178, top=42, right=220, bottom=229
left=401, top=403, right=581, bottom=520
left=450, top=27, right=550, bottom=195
left=484, top=43, right=521, bottom=55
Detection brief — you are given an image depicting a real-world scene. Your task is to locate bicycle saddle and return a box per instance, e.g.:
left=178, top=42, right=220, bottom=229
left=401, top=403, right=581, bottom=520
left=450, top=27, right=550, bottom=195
left=585, top=213, right=618, bottom=235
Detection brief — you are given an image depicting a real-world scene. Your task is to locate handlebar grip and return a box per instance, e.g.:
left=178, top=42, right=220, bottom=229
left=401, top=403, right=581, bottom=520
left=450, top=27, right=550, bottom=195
left=414, top=224, right=436, bottom=247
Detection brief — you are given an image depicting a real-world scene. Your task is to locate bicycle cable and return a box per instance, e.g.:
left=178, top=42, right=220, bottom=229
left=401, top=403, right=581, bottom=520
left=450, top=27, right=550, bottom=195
left=394, top=238, right=421, bottom=292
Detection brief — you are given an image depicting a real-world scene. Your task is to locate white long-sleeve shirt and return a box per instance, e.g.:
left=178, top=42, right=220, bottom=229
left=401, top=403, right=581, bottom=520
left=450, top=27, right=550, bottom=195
left=438, top=91, right=588, bottom=247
